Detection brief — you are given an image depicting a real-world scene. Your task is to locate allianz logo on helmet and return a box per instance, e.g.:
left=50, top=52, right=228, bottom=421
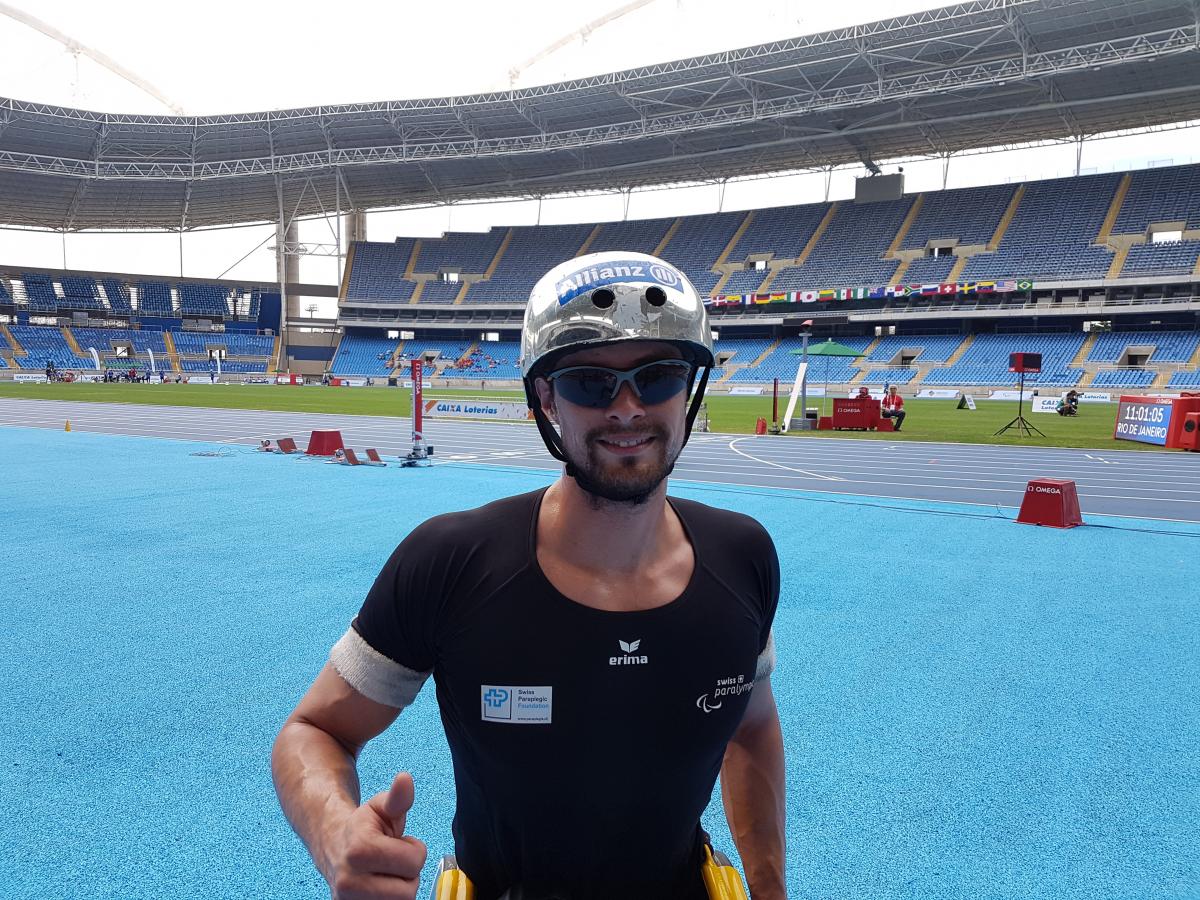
left=556, top=258, right=682, bottom=306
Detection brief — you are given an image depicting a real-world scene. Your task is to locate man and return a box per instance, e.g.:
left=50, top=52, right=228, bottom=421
left=272, top=252, right=785, bottom=900
left=881, top=385, right=906, bottom=432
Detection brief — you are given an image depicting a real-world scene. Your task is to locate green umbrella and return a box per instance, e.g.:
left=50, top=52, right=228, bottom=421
left=792, top=339, right=866, bottom=416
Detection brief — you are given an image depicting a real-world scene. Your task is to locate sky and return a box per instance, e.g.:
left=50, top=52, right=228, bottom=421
left=1, top=0, right=1197, bottom=317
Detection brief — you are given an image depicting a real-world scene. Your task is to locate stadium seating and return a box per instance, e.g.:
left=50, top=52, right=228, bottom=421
left=0, top=277, right=11, bottom=303
left=901, top=183, right=1015, bottom=249
left=172, top=331, right=272, bottom=356
left=9, top=325, right=88, bottom=368
left=419, top=280, right=464, bottom=303
left=414, top=231, right=505, bottom=275
left=657, top=212, right=746, bottom=296
left=866, top=334, right=965, bottom=363
left=1113, top=164, right=1200, bottom=233
left=900, top=254, right=957, bottom=284
left=720, top=268, right=769, bottom=294
left=921, top=332, right=1086, bottom=386
left=1090, top=369, right=1156, bottom=387
left=177, top=283, right=230, bottom=317
left=22, top=274, right=59, bottom=312
left=961, top=173, right=1119, bottom=280
left=345, top=241, right=418, bottom=302
left=1087, top=330, right=1200, bottom=363
left=862, top=368, right=917, bottom=384
left=60, top=276, right=104, bottom=310
left=449, top=341, right=521, bottom=379
left=180, top=359, right=266, bottom=373
left=1167, top=370, right=1200, bottom=389
left=723, top=203, right=830, bottom=262
left=72, top=328, right=168, bottom=355
left=587, top=218, right=673, bottom=256
left=728, top=336, right=873, bottom=383
left=101, top=278, right=133, bottom=313
left=136, top=282, right=176, bottom=316
left=770, top=199, right=911, bottom=290
left=714, top=337, right=774, bottom=366
left=329, top=333, right=402, bottom=375
left=1121, top=240, right=1200, bottom=277
left=465, top=225, right=593, bottom=302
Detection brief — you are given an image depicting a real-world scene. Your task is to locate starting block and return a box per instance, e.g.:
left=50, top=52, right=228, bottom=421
left=307, top=429, right=345, bottom=456
left=259, top=437, right=300, bottom=454
left=364, top=448, right=387, bottom=466
left=329, top=448, right=362, bottom=466
left=1016, top=478, right=1083, bottom=528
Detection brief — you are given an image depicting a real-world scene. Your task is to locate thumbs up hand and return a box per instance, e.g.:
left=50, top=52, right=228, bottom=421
left=325, top=772, right=428, bottom=899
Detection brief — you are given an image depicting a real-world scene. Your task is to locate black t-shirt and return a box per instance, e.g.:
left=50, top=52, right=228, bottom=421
left=333, top=487, right=779, bottom=900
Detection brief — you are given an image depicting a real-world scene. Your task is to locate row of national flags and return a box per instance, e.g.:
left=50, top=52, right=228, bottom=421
left=704, top=279, right=1033, bottom=307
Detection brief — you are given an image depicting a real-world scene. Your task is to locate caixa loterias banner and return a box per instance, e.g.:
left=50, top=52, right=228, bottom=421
left=705, top=279, right=1033, bottom=306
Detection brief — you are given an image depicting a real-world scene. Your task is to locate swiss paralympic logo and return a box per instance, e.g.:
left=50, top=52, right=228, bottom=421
left=483, top=688, right=509, bottom=708
left=555, top=259, right=683, bottom=305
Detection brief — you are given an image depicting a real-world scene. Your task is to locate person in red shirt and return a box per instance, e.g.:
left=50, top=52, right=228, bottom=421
left=881, top=385, right=906, bottom=432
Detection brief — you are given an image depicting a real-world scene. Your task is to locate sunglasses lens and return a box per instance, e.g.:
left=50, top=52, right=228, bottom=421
left=554, top=369, right=617, bottom=408
left=634, top=362, right=691, bottom=405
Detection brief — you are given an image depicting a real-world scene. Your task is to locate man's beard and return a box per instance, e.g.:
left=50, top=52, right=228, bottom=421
left=563, top=423, right=679, bottom=506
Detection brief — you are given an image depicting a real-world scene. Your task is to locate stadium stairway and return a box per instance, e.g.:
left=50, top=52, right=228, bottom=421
left=890, top=256, right=915, bottom=284
left=1070, top=331, right=1098, bottom=368
left=795, top=203, right=838, bottom=266
left=405, top=241, right=422, bottom=278
left=61, top=327, right=85, bottom=358
left=755, top=267, right=778, bottom=293
left=2, top=323, right=27, bottom=358
left=987, top=184, right=1025, bottom=250
left=886, top=193, right=925, bottom=255
left=1105, top=243, right=1132, bottom=279
left=408, top=281, right=426, bottom=304
left=457, top=228, right=515, bottom=305
left=653, top=218, right=682, bottom=256
left=1096, top=173, right=1133, bottom=246
left=713, top=211, right=756, bottom=269
left=942, top=334, right=974, bottom=366
left=1076, top=370, right=1097, bottom=388
left=163, top=332, right=182, bottom=373
left=1192, top=251, right=1200, bottom=280
left=750, top=338, right=784, bottom=367
left=1151, top=371, right=1174, bottom=391
left=270, top=335, right=282, bottom=373
left=1187, top=340, right=1200, bottom=370
left=577, top=224, right=603, bottom=257
left=945, top=254, right=969, bottom=283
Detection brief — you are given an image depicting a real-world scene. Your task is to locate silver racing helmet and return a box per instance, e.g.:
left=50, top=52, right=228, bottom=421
left=520, top=251, right=715, bottom=463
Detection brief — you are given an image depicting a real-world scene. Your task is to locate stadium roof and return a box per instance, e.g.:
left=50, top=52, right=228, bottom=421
left=1, top=0, right=1198, bottom=231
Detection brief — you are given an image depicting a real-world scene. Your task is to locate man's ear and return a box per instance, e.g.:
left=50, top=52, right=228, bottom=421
left=534, top=377, right=558, bottom=424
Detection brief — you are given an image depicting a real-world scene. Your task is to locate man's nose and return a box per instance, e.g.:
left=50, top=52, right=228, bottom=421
left=605, top=380, right=645, bottom=421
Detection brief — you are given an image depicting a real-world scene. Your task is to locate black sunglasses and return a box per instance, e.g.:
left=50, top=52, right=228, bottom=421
left=547, top=359, right=694, bottom=409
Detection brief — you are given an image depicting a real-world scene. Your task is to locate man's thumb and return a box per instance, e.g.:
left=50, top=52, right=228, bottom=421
left=379, top=771, right=415, bottom=834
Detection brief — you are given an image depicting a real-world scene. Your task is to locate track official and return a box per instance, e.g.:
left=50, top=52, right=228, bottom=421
left=272, top=252, right=786, bottom=900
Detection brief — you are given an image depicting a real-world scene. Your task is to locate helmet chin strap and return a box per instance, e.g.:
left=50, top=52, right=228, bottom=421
left=523, top=365, right=711, bottom=470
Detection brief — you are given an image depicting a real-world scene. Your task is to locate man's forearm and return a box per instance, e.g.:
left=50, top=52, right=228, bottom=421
left=720, top=715, right=786, bottom=899
left=271, top=720, right=364, bottom=882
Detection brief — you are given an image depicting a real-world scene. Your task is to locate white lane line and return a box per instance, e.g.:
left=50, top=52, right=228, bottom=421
left=725, top=437, right=843, bottom=482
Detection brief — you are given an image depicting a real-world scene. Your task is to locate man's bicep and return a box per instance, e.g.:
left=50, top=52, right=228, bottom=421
left=286, top=661, right=406, bottom=757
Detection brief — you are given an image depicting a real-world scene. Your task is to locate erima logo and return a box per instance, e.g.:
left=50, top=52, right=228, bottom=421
left=555, top=259, right=682, bottom=306
left=610, top=638, right=648, bottom=666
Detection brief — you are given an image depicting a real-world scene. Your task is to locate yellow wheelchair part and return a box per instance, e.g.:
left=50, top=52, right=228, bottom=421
left=429, top=843, right=749, bottom=899
left=430, top=855, right=475, bottom=900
